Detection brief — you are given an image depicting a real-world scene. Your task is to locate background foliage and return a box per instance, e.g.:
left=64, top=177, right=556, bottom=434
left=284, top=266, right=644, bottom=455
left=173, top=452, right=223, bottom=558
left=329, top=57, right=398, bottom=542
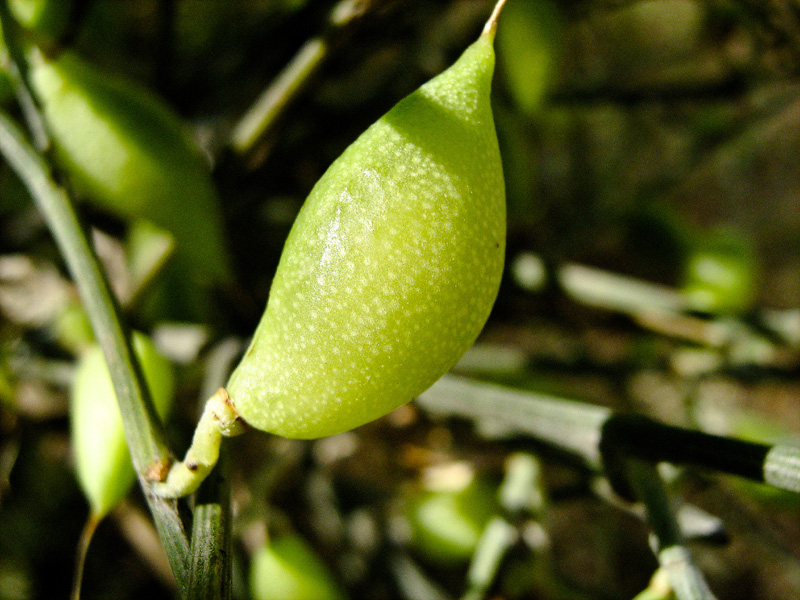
left=1, top=0, right=800, bottom=599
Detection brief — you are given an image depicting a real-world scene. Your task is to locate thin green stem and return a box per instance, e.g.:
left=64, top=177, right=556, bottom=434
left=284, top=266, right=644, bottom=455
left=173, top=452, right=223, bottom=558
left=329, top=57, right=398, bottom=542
left=0, top=111, right=167, bottom=467
left=512, top=252, right=687, bottom=315
left=229, top=37, right=327, bottom=155
left=624, top=459, right=717, bottom=600
left=71, top=514, right=100, bottom=600
left=184, top=336, right=245, bottom=596
left=229, top=0, right=370, bottom=156
left=417, top=374, right=612, bottom=471
left=187, top=449, right=233, bottom=600
left=512, top=252, right=800, bottom=352
left=461, top=517, right=517, bottom=600
left=152, top=388, right=245, bottom=498
left=419, top=375, right=800, bottom=498
left=599, top=413, right=770, bottom=498
left=0, top=0, right=50, bottom=150
left=0, top=109, right=191, bottom=591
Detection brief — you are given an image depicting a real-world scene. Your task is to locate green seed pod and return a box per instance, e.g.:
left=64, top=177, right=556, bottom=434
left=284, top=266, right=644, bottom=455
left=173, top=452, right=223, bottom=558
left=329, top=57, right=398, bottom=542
left=496, top=0, right=561, bottom=115
left=71, top=332, right=174, bottom=518
left=28, top=50, right=231, bottom=287
left=681, top=228, right=757, bottom=316
left=405, top=470, right=498, bottom=565
left=226, top=24, right=505, bottom=439
left=250, top=534, right=347, bottom=600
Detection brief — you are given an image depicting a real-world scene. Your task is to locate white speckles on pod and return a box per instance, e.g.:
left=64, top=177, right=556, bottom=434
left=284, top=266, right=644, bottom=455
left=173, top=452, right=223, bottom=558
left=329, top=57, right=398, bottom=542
left=226, top=35, right=505, bottom=439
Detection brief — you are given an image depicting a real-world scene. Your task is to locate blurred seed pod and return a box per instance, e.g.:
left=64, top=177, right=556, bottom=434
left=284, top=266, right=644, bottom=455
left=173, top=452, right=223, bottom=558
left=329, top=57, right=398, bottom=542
left=29, top=49, right=232, bottom=293
left=496, top=0, right=561, bottom=116
left=249, top=533, right=347, bottom=600
left=404, top=464, right=499, bottom=566
left=682, top=227, right=757, bottom=316
left=70, top=331, right=174, bottom=518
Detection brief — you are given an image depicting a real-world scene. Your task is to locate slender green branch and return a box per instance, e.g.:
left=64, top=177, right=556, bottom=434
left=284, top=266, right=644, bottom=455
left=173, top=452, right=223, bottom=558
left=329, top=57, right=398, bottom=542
left=0, top=0, right=50, bottom=150
left=461, top=517, right=517, bottom=600
left=229, top=0, right=371, bottom=156
left=624, top=459, right=717, bottom=600
left=0, top=109, right=191, bottom=590
left=600, top=414, right=770, bottom=494
left=418, top=375, right=800, bottom=497
left=511, top=252, right=687, bottom=315
left=187, top=450, right=233, bottom=600
left=184, top=336, right=245, bottom=596
left=229, top=37, right=327, bottom=155
left=0, top=111, right=167, bottom=469
left=417, top=374, right=612, bottom=471
left=512, top=252, right=800, bottom=352
left=625, top=460, right=682, bottom=547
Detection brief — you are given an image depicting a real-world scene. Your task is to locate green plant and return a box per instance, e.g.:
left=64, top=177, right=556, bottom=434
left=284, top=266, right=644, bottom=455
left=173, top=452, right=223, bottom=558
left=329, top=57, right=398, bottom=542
left=249, top=533, right=347, bottom=600
left=71, top=331, right=174, bottom=518
left=69, top=331, right=175, bottom=599
left=405, top=468, right=499, bottom=565
left=28, top=48, right=231, bottom=290
left=3, top=2, right=800, bottom=599
left=681, top=227, right=757, bottom=315
left=153, top=1, right=508, bottom=498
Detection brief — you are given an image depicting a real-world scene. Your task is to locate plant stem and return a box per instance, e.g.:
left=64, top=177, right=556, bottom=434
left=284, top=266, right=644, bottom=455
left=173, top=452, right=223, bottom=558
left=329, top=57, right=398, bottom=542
left=418, top=374, right=612, bottom=471
left=624, top=459, right=718, bottom=600
left=461, top=517, right=517, bottom=600
left=187, top=449, right=233, bottom=600
left=230, top=37, right=327, bottom=156
left=71, top=515, right=99, bottom=600
left=151, top=387, right=245, bottom=498
left=184, top=336, right=244, bottom=596
left=229, top=0, right=370, bottom=156
left=0, top=109, right=191, bottom=591
left=418, top=375, right=800, bottom=496
left=483, top=0, right=509, bottom=38
left=0, top=0, right=50, bottom=150
left=600, top=414, right=769, bottom=493
left=512, top=252, right=800, bottom=351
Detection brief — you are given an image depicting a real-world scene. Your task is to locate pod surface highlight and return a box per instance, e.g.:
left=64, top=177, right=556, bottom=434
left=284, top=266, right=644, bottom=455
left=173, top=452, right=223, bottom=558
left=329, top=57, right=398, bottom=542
left=226, top=34, right=505, bottom=439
